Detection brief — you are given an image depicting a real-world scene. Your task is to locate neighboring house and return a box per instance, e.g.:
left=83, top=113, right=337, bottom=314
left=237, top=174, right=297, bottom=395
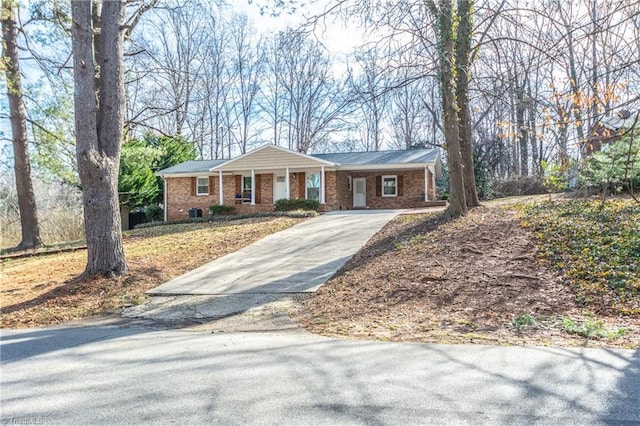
left=582, top=110, right=638, bottom=156
left=157, top=144, right=443, bottom=220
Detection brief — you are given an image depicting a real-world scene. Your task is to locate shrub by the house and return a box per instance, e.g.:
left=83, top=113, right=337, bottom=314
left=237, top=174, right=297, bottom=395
left=274, top=198, right=320, bottom=212
left=209, top=205, right=235, bottom=216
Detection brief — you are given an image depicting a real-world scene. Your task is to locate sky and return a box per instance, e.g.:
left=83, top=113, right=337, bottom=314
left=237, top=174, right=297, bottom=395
left=1, top=0, right=365, bottom=174
left=237, top=0, right=364, bottom=60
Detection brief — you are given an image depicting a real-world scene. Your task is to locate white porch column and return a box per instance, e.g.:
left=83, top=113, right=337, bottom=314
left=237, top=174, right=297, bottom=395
left=251, top=169, right=256, bottom=205
left=218, top=170, right=224, bottom=205
left=320, top=166, right=325, bottom=204
left=285, top=167, right=290, bottom=199
left=424, top=167, right=429, bottom=201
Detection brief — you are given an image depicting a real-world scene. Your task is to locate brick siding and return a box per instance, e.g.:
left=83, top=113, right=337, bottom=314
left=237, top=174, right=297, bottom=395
left=165, top=168, right=438, bottom=220
left=328, top=169, right=437, bottom=210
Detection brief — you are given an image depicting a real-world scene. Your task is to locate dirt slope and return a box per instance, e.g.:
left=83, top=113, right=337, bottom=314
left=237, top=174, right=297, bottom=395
left=293, top=207, right=639, bottom=348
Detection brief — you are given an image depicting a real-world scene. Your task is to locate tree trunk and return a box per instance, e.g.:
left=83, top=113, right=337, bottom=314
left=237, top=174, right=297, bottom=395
left=527, top=79, right=539, bottom=175
left=71, top=0, right=127, bottom=277
left=516, top=85, right=528, bottom=176
left=1, top=0, right=43, bottom=250
left=429, top=0, right=467, bottom=216
left=454, top=0, right=480, bottom=208
left=565, top=24, right=586, bottom=147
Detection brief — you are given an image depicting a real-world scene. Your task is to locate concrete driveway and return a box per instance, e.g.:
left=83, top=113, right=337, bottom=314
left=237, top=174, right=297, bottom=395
left=148, top=210, right=399, bottom=296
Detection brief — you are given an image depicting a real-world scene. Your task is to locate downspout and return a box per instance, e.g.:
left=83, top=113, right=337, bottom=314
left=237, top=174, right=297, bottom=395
left=163, top=177, right=168, bottom=222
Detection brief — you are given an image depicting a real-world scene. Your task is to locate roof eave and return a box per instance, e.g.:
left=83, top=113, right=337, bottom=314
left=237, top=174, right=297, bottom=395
left=337, top=162, right=435, bottom=171
left=156, top=172, right=210, bottom=178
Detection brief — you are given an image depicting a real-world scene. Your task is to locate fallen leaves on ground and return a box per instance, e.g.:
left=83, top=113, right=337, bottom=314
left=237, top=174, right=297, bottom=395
left=293, top=206, right=639, bottom=348
left=515, top=199, right=640, bottom=315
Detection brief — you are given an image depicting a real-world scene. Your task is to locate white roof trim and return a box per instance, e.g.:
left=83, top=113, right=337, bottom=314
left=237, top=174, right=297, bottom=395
left=208, top=144, right=337, bottom=171
left=340, top=162, right=435, bottom=171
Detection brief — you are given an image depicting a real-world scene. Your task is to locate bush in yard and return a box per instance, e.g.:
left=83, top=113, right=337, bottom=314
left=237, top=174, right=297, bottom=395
left=580, top=128, right=640, bottom=202
left=209, top=205, right=235, bottom=216
left=492, top=176, right=546, bottom=198
left=145, top=204, right=163, bottom=222
left=274, top=198, right=320, bottom=212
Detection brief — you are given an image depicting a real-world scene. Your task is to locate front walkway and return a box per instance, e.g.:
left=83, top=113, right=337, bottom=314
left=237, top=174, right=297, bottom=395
left=148, top=210, right=400, bottom=296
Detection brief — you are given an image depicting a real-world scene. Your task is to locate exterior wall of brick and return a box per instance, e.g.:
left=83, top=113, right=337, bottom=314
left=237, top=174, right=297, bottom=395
left=290, top=173, right=302, bottom=199
left=261, top=173, right=274, bottom=205
left=327, top=169, right=437, bottom=210
left=166, top=167, right=439, bottom=220
left=166, top=176, right=221, bottom=220
left=222, top=175, right=236, bottom=205
left=325, top=170, right=352, bottom=211
left=167, top=172, right=294, bottom=219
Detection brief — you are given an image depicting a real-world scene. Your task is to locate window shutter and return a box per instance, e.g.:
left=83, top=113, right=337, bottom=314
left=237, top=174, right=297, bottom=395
left=376, top=176, right=382, bottom=197
left=298, top=172, right=306, bottom=198
left=255, top=174, right=262, bottom=204
left=209, top=176, right=214, bottom=195
left=398, top=175, right=404, bottom=196
left=190, top=177, right=196, bottom=196
left=235, top=175, right=241, bottom=195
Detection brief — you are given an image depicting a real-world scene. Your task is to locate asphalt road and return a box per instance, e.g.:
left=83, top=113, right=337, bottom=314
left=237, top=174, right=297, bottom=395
left=1, top=326, right=638, bottom=425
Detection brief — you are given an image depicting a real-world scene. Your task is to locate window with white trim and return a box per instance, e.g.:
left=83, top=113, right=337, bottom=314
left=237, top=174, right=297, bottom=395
left=242, top=176, right=252, bottom=192
left=382, top=175, right=397, bottom=197
left=196, top=176, right=209, bottom=196
left=306, top=173, right=320, bottom=201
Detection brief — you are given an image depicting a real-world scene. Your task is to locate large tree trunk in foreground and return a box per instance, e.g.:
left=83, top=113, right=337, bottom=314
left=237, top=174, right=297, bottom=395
left=429, top=0, right=467, bottom=216
left=455, top=0, right=480, bottom=208
left=71, top=0, right=127, bottom=277
left=2, top=0, right=43, bottom=250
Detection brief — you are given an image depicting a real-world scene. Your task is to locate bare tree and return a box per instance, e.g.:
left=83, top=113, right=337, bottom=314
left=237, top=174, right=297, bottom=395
left=350, top=47, right=391, bottom=151
left=201, top=12, right=233, bottom=159
left=426, top=0, right=467, bottom=216
left=260, top=33, right=288, bottom=147
left=229, top=13, right=264, bottom=153
left=1, top=0, right=43, bottom=250
left=279, top=30, right=349, bottom=153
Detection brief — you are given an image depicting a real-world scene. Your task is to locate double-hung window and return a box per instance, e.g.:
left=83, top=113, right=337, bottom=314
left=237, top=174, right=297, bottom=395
left=241, top=176, right=252, bottom=203
left=382, top=175, right=397, bottom=197
left=306, top=173, right=320, bottom=201
left=196, top=176, right=209, bottom=196
left=242, top=176, right=252, bottom=193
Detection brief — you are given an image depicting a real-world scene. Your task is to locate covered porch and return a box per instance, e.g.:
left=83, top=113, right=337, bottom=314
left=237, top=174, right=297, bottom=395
left=209, top=145, right=337, bottom=211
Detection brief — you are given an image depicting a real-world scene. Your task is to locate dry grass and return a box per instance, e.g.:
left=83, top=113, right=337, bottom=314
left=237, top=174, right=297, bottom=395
left=1, top=207, right=85, bottom=249
left=1, top=216, right=305, bottom=328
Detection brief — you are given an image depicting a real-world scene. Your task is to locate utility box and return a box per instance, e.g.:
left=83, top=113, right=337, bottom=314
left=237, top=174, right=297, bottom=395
left=188, top=208, right=203, bottom=218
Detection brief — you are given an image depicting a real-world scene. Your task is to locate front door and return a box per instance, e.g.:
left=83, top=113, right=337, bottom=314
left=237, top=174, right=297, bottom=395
left=274, top=175, right=287, bottom=201
left=353, top=178, right=366, bottom=207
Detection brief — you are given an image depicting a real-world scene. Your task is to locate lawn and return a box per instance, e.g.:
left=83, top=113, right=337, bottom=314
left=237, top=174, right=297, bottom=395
left=1, top=216, right=306, bottom=328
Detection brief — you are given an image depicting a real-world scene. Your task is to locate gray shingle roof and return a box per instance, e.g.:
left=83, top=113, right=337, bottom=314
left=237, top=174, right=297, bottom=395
left=157, top=159, right=227, bottom=175
left=312, top=149, right=439, bottom=165
left=157, top=148, right=439, bottom=175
